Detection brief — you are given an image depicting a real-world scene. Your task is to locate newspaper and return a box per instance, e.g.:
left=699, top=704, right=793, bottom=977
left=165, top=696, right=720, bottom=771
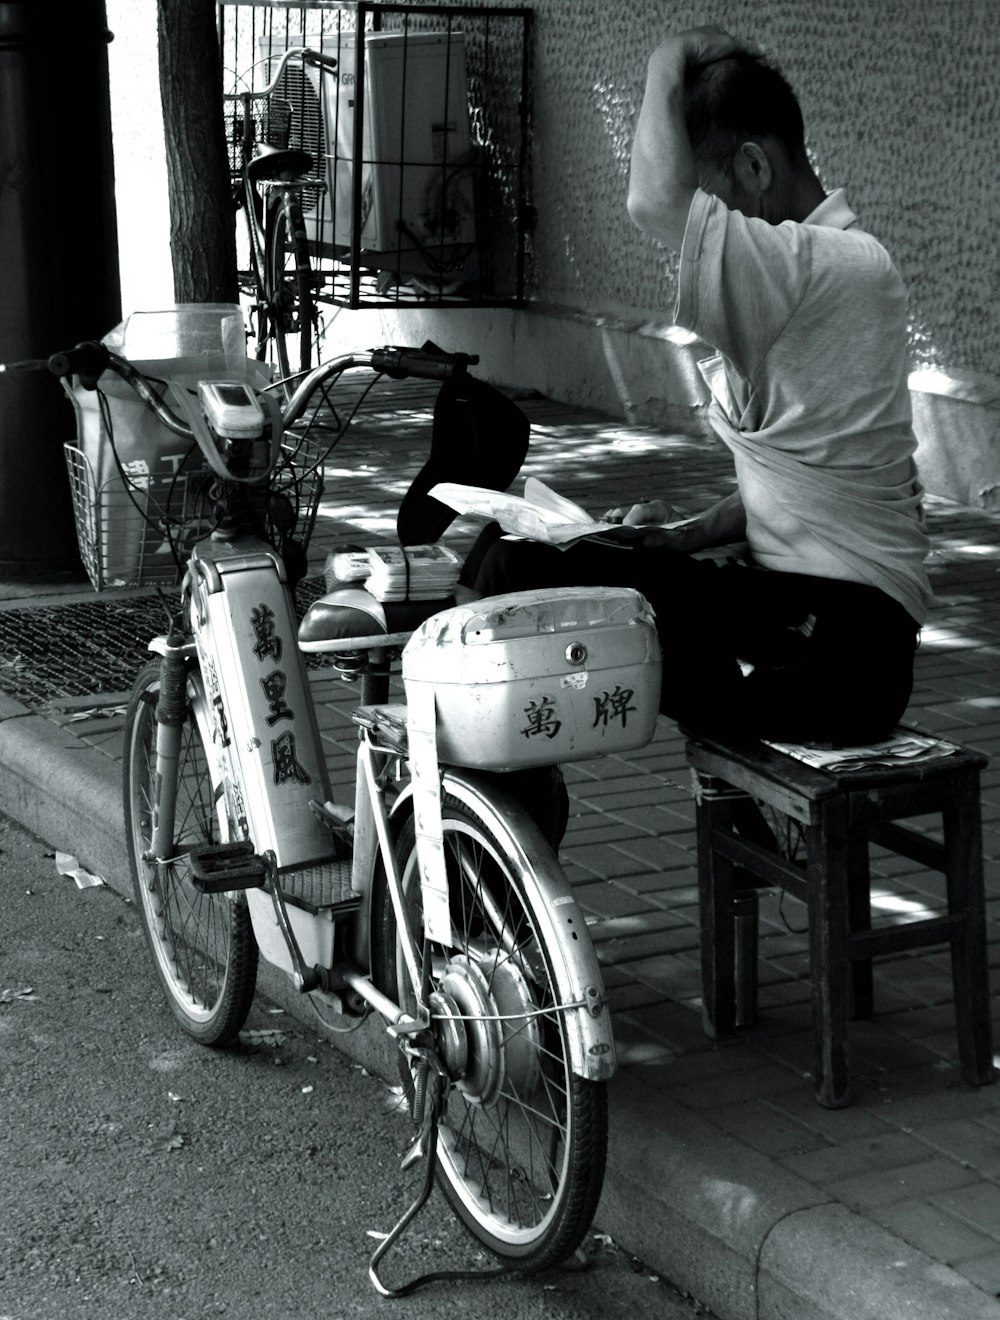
left=327, top=543, right=461, bottom=601
left=763, top=731, right=958, bottom=774
left=428, top=476, right=685, bottom=548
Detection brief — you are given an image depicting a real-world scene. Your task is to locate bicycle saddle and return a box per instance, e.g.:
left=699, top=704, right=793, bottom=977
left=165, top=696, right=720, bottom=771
left=298, top=586, right=453, bottom=652
left=247, top=142, right=314, bottom=184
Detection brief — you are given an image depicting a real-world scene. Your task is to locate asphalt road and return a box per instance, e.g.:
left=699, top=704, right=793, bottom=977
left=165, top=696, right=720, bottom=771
left=0, top=811, right=717, bottom=1320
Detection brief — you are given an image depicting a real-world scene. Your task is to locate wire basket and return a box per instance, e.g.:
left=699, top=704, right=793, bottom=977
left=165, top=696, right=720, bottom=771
left=259, top=436, right=326, bottom=558
left=64, top=442, right=216, bottom=592
left=65, top=439, right=326, bottom=593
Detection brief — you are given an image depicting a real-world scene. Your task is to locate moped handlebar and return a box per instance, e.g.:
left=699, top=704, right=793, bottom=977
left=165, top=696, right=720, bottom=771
left=46, top=340, right=111, bottom=380
left=1, top=341, right=481, bottom=447
left=278, top=346, right=479, bottom=427
left=370, top=346, right=478, bottom=380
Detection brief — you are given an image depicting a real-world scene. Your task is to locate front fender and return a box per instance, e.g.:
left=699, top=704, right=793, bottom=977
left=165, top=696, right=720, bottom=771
left=387, top=769, right=617, bottom=1082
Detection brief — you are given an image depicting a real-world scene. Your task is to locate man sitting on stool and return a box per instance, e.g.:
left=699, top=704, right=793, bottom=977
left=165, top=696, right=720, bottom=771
left=467, top=27, right=931, bottom=750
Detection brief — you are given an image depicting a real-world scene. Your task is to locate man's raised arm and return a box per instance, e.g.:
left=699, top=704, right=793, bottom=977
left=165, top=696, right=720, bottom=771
left=627, top=27, right=742, bottom=251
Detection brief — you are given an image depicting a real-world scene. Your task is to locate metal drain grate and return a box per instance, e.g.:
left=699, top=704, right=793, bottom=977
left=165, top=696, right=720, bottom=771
left=0, top=579, right=330, bottom=711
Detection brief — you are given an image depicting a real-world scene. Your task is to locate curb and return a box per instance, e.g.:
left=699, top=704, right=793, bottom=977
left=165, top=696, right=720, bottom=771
left=1, top=701, right=995, bottom=1320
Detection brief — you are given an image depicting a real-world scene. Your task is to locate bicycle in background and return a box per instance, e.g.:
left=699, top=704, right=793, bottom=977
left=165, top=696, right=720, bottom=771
left=225, top=46, right=338, bottom=391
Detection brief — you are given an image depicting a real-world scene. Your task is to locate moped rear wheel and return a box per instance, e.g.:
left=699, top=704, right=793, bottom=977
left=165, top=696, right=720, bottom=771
left=373, top=791, right=607, bottom=1272
left=123, top=660, right=257, bottom=1045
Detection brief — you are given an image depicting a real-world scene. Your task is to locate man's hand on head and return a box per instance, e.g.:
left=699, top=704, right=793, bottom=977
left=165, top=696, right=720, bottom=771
left=656, top=26, right=748, bottom=71
left=629, top=26, right=752, bottom=250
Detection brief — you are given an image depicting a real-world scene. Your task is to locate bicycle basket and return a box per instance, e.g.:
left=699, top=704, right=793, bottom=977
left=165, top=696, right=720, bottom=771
left=262, top=97, right=293, bottom=149
left=64, top=442, right=215, bottom=592
left=262, top=435, right=326, bottom=555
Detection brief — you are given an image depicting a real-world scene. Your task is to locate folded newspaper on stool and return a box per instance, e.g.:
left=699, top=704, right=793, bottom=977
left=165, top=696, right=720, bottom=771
left=763, top=731, right=959, bottom=774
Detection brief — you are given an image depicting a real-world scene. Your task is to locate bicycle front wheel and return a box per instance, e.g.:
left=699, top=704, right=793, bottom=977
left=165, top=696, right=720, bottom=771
left=263, top=192, right=315, bottom=382
left=372, top=788, right=607, bottom=1271
left=123, top=660, right=257, bottom=1045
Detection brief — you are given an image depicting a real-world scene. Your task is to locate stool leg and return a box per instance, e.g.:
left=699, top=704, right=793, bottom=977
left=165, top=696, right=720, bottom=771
left=696, top=784, right=738, bottom=1040
left=733, top=890, right=759, bottom=1028
left=847, top=794, right=874, bottom=1020
left=808, top=795, right=852, bottom=1108
left=944, top=768, right=996, bottom=1087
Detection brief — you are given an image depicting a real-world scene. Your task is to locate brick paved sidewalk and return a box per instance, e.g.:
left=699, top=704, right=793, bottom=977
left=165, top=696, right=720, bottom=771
left=3, top=381, right=1000, bottom=1317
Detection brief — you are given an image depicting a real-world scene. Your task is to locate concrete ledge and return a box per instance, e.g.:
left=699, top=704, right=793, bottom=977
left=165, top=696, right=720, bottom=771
left=0, top=699, right=129, bottom=886
left=317, top=303, right=1000, bottom=511
left=602, top=1078, right=827, bottom=1320
left=759, top=1202, right=1000, bottom=1320
left=910, top=377, right=1000, bottom=511
left=316, top=300, right=712, bottom=434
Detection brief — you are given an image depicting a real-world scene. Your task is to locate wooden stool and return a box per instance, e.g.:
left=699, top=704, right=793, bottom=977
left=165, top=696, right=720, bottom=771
left=684, top=728, right=996, bottom=1108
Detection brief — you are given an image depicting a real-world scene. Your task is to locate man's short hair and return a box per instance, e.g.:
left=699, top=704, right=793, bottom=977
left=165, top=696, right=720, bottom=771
left=684, top=52, right=806, bottom=174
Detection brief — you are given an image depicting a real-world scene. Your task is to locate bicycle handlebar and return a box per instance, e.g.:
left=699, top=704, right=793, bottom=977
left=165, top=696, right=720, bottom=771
left=223, top=46, right=339, bottom=104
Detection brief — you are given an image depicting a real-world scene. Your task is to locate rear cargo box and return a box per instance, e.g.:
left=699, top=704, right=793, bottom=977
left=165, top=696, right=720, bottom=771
left=402, top=587, right=661, bottom=770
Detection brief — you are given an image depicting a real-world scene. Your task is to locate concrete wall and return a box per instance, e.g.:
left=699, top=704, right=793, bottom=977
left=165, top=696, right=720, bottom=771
left=107, top=0, right=1000, bottom=507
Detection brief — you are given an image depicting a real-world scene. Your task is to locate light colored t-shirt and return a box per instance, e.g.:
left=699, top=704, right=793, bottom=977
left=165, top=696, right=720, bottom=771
left=675, top=187, right=932, bottom=625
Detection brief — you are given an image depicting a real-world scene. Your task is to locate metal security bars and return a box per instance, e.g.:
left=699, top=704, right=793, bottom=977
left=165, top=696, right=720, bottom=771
left=218, top=2, right=532, bottom=309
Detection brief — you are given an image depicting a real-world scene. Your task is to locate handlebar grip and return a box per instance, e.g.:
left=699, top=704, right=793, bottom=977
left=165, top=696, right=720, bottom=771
left=46, top=341, right=111, bottom=380
left=370, top=346, right=479, bottom=381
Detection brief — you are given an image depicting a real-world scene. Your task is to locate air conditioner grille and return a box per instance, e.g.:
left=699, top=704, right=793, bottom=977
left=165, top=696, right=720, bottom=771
left=269, top=63, right=326, bottom=214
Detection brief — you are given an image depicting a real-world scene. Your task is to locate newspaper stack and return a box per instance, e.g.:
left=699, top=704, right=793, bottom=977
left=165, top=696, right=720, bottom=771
left=763, top=732, right=957, bottom=774
left=325, top=544, right=462, bottom=602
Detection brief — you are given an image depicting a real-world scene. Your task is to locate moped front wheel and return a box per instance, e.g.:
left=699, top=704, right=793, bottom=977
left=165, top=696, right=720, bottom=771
left=372, top=790, right=607, bottom=1272
left=123, top=660, right=257, bottom=1045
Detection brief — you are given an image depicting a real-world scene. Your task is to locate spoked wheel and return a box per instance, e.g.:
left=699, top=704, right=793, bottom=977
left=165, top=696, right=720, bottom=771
left=373, top=791, right=607, bottom=1272
left=262, top=191, right=316, bottom=385
left=123, top=660, right=257, bottom=1045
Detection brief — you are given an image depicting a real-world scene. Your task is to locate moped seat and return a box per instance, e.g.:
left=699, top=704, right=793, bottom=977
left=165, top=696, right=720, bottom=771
left=297, top=586, right=453, bottom=653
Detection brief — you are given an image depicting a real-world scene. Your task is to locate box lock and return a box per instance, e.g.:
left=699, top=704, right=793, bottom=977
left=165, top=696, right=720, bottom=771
left=565, top=641, right=588, bottom=665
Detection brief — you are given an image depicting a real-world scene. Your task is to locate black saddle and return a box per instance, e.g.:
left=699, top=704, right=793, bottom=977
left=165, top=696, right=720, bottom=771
left=247, top=142, right=314, bottom=184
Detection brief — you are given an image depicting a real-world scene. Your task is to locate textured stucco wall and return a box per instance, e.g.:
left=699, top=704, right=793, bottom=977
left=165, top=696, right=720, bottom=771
left=524, top=0, right=999, bottom=379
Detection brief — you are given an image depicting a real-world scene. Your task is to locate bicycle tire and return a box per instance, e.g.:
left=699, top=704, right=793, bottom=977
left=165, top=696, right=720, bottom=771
left=123, top=659, right=258, bottom=1046
left=264, top=191, right=314, bottom=382
left=372, top=788, right=608, bottom=1271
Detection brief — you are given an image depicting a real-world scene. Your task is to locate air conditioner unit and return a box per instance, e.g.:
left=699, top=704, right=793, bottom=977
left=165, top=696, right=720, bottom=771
left=260, top=31, right=477, bottom=281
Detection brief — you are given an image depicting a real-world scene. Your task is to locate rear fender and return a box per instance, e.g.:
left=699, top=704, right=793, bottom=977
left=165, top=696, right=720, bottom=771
left=386, top=770, right=616, bottom=1082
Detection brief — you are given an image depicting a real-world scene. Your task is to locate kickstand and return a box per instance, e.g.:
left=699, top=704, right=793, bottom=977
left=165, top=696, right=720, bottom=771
left=368, top=1114, right=440, bottom=1297
left=367, top=1063, right=508, bottom=1297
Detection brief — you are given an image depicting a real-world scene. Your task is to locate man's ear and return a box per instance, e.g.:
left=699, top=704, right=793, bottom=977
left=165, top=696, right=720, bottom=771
left=732, top=141, right=772, bottom=196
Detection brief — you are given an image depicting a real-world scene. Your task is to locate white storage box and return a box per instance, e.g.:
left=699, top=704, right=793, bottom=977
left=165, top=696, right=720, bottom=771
left=402, top=587, right=661, bottom=770
left=62, top=305, right=271, bottom=589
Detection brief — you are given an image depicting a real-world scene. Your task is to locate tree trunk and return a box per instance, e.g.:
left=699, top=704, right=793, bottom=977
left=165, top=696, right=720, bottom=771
left=157, top=0, right=238, bottom=303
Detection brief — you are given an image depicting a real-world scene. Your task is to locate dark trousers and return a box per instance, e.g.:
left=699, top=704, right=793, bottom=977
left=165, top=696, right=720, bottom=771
left=472, top=532, right=919, bottom=747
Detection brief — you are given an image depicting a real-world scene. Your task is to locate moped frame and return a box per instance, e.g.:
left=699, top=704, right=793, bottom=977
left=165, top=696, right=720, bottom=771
left=146, top=534, right=617, bottom=1080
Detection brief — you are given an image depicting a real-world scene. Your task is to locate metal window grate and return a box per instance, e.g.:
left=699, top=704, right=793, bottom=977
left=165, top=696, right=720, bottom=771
left=0, top=578, right=331, bottom=712
left=220, top=1, right=532, bottom=308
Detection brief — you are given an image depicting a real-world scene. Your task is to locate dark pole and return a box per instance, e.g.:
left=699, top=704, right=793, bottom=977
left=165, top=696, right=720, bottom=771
left=0, top=0, right=121, bottom=580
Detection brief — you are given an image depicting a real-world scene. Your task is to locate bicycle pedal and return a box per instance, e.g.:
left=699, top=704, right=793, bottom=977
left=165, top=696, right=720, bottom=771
left=189, top=841, right=267, bottom=893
